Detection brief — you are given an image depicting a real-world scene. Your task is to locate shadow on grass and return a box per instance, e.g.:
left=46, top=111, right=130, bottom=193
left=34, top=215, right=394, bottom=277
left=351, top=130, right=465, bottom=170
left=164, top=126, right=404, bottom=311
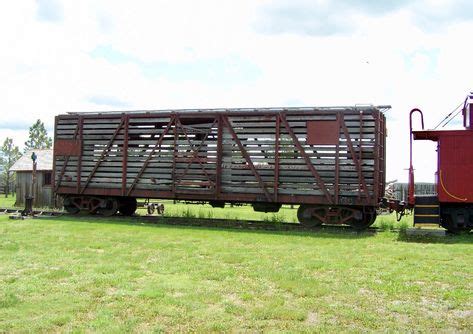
left=39, top=215, right=378, bottom=240
left=396, top=229, right=473, bottom=245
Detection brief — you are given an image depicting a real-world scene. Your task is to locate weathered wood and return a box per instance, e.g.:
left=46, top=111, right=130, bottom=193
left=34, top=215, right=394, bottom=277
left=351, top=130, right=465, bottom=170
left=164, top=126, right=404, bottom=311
left=127, top=116, right=175, bottom=195
left=79, top=118, right=125, bottom=194
left=222, top=115, right=272, bottom=201
left=14, top=171, right=58, bottom=208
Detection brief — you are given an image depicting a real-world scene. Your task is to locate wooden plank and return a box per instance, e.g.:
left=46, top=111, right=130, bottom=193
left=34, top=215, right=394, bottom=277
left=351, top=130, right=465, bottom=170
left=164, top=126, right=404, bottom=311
left=129, top=117, right=172, bottom=123
left=82, top=123, right=123, bottom=129
left=71, top=161, right=374, bottom=174
left=82, top=119, right=122, bottom=125
left=284, top=114, right=374, bottom=121
left=227, top=114, right=375, bottom=122
left=56, top=124, right=79, bottom=130
left=230, top=123, right=376, bottom=132
left=82, top=129, right=126, bottom=135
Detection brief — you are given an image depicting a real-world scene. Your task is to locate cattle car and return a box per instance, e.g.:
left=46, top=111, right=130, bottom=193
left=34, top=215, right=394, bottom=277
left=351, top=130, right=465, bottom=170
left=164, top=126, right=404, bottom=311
left=53, top=106, right=389, bottom=229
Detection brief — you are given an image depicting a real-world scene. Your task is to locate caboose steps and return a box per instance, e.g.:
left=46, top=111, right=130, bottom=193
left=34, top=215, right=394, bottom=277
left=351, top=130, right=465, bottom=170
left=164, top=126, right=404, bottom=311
left=414, top=195, right=440, bottom=226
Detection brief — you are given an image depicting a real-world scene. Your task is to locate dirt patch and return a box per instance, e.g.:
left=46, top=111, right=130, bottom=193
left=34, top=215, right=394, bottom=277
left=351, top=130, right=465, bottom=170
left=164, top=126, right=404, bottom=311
left=450, top=309, right=473, bottom=319
left=358, top=287, right=373, bottom=296
left=305, top=311, right=319, bottom=325
left=225, top=293, right=244, bottom=306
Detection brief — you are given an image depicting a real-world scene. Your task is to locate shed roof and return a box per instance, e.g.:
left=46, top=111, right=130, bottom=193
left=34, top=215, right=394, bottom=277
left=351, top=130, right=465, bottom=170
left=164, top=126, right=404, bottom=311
left=10, top=149, right=53, bottom=172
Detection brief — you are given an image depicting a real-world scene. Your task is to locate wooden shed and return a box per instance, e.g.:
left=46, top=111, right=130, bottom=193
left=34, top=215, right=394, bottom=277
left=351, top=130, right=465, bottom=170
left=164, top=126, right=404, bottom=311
left=390, top=182, right=436, bottom=202
left=10, top=149, right=56, bottom=208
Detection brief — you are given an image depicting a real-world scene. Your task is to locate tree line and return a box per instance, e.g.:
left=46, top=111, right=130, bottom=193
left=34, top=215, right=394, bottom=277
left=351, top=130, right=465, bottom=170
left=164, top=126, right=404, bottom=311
left=0, top=119, right=52, bottom=197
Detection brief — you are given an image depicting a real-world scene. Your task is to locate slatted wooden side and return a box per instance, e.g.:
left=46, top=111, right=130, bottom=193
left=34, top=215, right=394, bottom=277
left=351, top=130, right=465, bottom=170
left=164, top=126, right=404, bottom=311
left=54, top=109, right=384, bottom=203
left=220, top=113, right=378, bottom=198
left=56, top=116, right=114, bottom=189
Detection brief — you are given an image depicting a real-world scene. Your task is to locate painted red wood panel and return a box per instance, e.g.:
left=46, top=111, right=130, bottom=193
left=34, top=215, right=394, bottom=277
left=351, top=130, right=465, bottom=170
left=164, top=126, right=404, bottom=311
left=306, top=120, right=339, bottom=145
left=438, top=133, right=473, bottom=203
left=54, top=139, right=81, bottom=156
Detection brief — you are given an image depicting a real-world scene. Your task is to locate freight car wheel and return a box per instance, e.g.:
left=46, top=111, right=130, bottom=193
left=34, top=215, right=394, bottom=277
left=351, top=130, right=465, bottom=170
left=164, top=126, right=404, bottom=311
left=348, top=208, right=377, bottom=230
left=118, top=197, right=137, bottom=216
left=96, top=198, right=118, bottom=217
left=297, top=205, right=325, bottom=226
left=63, top=197, right=80, bottom=214
left=64, top=203, right=80, bottom=214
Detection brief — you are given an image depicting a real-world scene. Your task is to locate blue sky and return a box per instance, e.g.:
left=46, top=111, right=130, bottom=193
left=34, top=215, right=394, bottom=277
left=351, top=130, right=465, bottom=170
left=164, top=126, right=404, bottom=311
left=90, top=44, right=262, bottom=87
left=1, top=0, right=472, bottom=181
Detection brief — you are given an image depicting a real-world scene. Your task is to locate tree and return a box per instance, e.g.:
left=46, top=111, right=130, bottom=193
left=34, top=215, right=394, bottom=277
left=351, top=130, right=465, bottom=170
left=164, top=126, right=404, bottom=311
left=0, top=138, right=21, bottom=197
left=24, top=119, right=52, bottom=151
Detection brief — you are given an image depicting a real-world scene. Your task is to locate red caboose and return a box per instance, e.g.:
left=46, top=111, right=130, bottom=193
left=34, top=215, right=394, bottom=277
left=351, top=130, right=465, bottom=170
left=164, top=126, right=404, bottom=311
left=409, top=94, right=473, bottom=232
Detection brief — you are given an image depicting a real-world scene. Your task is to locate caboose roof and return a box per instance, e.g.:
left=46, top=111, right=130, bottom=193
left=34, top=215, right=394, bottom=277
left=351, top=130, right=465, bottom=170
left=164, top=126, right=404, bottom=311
left=10, top=149, right=53, bottom=172
left=412, top=129, right=472, bottom=141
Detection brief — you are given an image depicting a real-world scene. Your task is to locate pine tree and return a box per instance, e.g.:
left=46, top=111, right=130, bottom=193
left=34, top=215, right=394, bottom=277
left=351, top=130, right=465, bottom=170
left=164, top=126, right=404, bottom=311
left=0, top=138, right=21, bottom=197
left=24, top=119, right=52, bottom=151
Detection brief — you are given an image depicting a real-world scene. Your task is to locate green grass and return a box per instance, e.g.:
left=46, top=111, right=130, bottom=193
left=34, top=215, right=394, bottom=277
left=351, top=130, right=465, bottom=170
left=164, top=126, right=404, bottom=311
left=0, top=214, right=471, bottom=332
left=0, top=195, right=17, bottom=208
left=147, top=200, right=299, bottom=223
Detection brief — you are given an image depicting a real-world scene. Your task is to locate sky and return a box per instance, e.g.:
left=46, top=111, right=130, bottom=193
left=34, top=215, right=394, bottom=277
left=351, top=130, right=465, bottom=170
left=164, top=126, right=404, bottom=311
left=1, top=0, right=472, bottom=182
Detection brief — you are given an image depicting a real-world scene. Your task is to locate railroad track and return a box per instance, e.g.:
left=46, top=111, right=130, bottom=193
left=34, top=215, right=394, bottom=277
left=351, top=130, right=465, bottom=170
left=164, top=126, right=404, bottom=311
left=132, top=216, right=375, bottom=232
left=0, top=208, right=65, bottom=217
left=0, top=207, right=377, bottom=233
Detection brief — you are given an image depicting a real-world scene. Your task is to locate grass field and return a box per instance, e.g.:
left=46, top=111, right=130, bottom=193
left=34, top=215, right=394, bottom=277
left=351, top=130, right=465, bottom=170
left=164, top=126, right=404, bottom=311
left=0, top=196, right=17, bottom=209
left=1, top=209, right=472, bottom=332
